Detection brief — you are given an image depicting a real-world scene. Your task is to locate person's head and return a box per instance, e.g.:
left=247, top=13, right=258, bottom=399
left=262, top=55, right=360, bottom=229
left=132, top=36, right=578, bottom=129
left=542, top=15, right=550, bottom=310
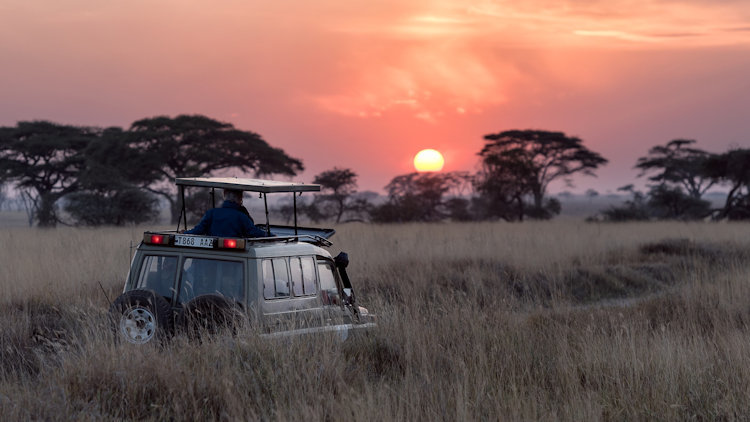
left=224, top=189, right=244, bottom=205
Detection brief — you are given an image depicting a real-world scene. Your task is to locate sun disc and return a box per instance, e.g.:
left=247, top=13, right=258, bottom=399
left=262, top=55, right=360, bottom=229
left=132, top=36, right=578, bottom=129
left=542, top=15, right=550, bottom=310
left=413, top=149, right=445, bottom=172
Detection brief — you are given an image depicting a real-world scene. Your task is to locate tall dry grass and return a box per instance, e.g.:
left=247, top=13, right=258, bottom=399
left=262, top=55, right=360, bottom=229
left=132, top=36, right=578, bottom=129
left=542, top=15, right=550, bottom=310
left=0, top=221, right=749, bottom=420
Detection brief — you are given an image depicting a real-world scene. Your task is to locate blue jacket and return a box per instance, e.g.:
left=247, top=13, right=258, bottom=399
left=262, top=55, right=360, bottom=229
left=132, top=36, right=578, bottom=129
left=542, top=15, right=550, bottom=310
left=185, top=200, right=269, bottom=238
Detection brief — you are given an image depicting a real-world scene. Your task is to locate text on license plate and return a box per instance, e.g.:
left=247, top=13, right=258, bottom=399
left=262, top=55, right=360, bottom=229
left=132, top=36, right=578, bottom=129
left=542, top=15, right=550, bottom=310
left=174, top=235, right=215, bottom=248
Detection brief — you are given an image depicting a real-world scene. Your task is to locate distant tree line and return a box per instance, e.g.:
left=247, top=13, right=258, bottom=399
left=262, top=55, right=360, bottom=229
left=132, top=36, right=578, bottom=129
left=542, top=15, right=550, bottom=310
left=302, top=133, right=750, bottom=224
left=298, top=130, right=610, bottom=223
left=597, top=140, right=750, bottom=221
left=3, top=117, right=748, bottom=227
left=0, top=115, right=302, bottom=226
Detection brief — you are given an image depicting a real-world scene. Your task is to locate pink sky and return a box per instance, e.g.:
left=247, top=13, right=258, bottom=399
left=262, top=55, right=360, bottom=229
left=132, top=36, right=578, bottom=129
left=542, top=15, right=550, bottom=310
left=1, top=0, right=749, bottom=193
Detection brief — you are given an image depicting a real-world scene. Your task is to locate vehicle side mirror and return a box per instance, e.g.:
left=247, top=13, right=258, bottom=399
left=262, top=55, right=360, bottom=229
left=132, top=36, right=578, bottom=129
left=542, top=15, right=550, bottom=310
left=334, top=252, right=349, bottom=268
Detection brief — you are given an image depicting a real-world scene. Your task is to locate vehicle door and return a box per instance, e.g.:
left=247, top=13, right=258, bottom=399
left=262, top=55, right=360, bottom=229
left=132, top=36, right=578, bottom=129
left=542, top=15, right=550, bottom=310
left=260, top=255, right=326, bottom=333
left=175, top=255, right=247, bottom=308
left=316, top=257, right=354, bottom=324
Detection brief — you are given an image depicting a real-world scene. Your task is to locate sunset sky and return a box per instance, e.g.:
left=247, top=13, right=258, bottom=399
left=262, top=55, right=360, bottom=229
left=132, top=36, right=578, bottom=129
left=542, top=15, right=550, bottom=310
left=1, top=0, right=749, bottom=194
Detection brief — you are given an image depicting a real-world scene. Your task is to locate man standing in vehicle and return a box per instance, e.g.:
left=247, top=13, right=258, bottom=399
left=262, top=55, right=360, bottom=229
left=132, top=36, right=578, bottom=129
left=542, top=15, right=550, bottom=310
left=185, top=189, right=271, bottom=238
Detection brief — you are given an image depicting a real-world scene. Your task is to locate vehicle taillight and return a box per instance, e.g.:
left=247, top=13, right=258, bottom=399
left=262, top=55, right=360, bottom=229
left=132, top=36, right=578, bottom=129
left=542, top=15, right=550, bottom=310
left=143, top=233, right=170, bottom=245
left=220, top=238, right=245, bottom=249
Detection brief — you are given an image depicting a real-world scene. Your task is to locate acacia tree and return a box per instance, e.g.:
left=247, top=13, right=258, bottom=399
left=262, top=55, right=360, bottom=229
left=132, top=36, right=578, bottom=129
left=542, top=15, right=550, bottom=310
left=312, top=167, right=358, bottom=223
left=64, top=128, right=161, bottom=226
left=0, top=121, right=96, bottom=226
left=477, top=130, right=607, bottom=220
left=126, top=115, right=304, bottom=222
left=635, top=139, right=715, bottom=199
left=474, top=148, right=537, bottom=221
left=704, top=148, right=750, bottom=220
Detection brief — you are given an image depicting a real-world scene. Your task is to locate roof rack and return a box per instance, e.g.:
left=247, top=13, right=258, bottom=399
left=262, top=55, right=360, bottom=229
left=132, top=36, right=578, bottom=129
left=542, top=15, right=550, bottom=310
left=175, top=177, right=320, bottom=193
left=246, top=234, right=333, bottom=248
left=174, top=177, right=322, bottom=238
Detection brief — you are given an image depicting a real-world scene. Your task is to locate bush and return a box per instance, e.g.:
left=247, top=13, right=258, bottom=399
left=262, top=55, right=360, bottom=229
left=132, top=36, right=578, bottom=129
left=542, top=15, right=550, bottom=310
left=647, top=185, right=711, bottom=220
left=64, top=188, right=159, bottom=226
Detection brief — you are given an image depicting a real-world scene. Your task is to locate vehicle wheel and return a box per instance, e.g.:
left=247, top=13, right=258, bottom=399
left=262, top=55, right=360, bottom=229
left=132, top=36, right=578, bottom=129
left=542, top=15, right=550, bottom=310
left=109, top=289, right=173, bottom=344
left=180, top=294, right=244, bottom=339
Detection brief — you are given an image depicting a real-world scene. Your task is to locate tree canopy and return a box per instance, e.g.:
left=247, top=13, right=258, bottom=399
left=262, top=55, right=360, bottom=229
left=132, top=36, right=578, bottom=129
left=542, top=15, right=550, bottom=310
left=476, top=130, right=607, bottom=220
left=312, top=167, right=359, bottom=223
left=635, top=139, right=714, bottom=199
left=126, top=114, right=304, bottom=222
left=704, top=149, right=750, bottom=220
left=0, top=121, right=96, bottom=226
left=63, top=128, right=161, bottom=226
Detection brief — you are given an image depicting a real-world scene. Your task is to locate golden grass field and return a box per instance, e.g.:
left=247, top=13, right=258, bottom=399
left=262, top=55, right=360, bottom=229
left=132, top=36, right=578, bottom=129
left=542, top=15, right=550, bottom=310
left=1, top=221, right=750, bottom=420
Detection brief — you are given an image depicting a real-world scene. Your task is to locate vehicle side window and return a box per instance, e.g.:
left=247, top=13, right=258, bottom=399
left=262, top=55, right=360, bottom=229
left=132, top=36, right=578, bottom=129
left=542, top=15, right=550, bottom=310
left=178, top=258, right=244, bottom=304
left=262, top=258, right=291, bottom=299
left=301, top=257, right=317, bottom=295
left=290, top=257, right=304, bottom=296
left=289, top=256, right=317, bottom=297
left=262, top=260, right=275, bottom=299
left=137, top=255, right=177, bottom=300
left=273, top=259, right=290, bottom=297
left=318, top=261, right=340, bottom=305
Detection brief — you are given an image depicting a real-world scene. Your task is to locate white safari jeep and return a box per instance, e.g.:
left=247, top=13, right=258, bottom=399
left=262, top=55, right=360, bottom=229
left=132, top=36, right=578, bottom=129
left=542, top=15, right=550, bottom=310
left=109, top=177, right=375, bottom=344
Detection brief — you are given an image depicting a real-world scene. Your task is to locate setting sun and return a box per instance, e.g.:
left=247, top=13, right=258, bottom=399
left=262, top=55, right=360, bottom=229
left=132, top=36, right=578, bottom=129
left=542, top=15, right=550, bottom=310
left=413, top=149, right=445, bottom=172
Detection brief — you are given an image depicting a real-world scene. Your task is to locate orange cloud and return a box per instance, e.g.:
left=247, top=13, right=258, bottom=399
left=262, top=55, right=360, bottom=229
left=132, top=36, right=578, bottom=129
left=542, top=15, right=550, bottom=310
left=303, top=0, right=750, bottom=123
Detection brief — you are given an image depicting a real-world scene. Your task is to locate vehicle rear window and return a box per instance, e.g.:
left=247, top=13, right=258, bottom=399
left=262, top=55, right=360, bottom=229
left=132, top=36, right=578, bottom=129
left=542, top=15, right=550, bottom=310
left=178, top=258, right=244, bottom=304
left=137, top=255, right=178, bottom=299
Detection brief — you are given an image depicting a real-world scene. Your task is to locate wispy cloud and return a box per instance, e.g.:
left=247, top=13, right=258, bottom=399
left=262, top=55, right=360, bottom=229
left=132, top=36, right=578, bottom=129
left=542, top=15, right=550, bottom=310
left=725, top=26, right=750, bottom=32
left=468, top=0, right=750, bottom=46
left=310, top=42, right=514, bottom=123
left=4, top=0, right=749, bottom=129
left=573, top=30, right=663, bottom=43
left=307, top=0, right=750, bottom=122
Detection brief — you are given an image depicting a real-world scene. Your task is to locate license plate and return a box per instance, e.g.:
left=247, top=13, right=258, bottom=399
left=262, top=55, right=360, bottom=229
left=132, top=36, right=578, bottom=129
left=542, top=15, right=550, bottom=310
left=174, top=235, right=215, bottom=248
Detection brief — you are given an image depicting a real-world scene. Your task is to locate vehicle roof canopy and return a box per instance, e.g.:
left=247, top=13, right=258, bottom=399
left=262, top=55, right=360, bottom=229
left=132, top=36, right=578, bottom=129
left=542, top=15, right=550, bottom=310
left=175, top=177, right=320, bottom=193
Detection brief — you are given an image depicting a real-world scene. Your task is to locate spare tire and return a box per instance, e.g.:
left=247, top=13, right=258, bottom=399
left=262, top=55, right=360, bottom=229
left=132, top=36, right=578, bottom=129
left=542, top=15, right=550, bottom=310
left=180, top=294, right=245, bottom=339
left=109, top=289, right=174, bottom=344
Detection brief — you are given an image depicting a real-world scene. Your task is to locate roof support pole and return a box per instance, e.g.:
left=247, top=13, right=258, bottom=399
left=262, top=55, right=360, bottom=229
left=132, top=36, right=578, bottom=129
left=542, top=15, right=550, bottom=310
left=263, top=192, right=270, bottom=234
left=293, top=192, right=298, bottom=235
left=179, top=185, right=187, bottom=232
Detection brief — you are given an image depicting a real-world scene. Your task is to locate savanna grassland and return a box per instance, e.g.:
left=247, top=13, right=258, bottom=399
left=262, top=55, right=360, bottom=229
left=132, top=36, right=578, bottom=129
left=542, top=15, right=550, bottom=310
left=1, top=221, right=750, bottom=420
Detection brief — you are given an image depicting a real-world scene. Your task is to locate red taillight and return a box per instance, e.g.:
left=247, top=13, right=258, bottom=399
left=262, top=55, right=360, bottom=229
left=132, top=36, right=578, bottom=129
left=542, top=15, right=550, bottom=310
left=144, top=233, right=170, bottom=245
left=219, top=238, right=244, bottom=249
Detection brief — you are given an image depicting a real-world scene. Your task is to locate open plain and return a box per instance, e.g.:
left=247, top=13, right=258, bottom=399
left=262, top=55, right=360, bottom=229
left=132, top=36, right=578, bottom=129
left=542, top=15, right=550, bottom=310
left=1, top=221, right=749, bottom=420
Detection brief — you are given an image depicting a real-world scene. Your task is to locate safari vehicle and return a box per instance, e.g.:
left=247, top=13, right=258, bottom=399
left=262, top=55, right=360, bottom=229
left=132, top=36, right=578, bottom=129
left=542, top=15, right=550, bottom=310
left=109, top=177, right=375, bottom=344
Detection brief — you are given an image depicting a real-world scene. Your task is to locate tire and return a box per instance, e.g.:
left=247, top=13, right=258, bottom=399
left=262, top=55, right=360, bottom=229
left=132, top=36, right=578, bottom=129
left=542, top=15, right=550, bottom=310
left=109, top=289, right=174, bottom=344
left=180, top=294, right=244, bottom=339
